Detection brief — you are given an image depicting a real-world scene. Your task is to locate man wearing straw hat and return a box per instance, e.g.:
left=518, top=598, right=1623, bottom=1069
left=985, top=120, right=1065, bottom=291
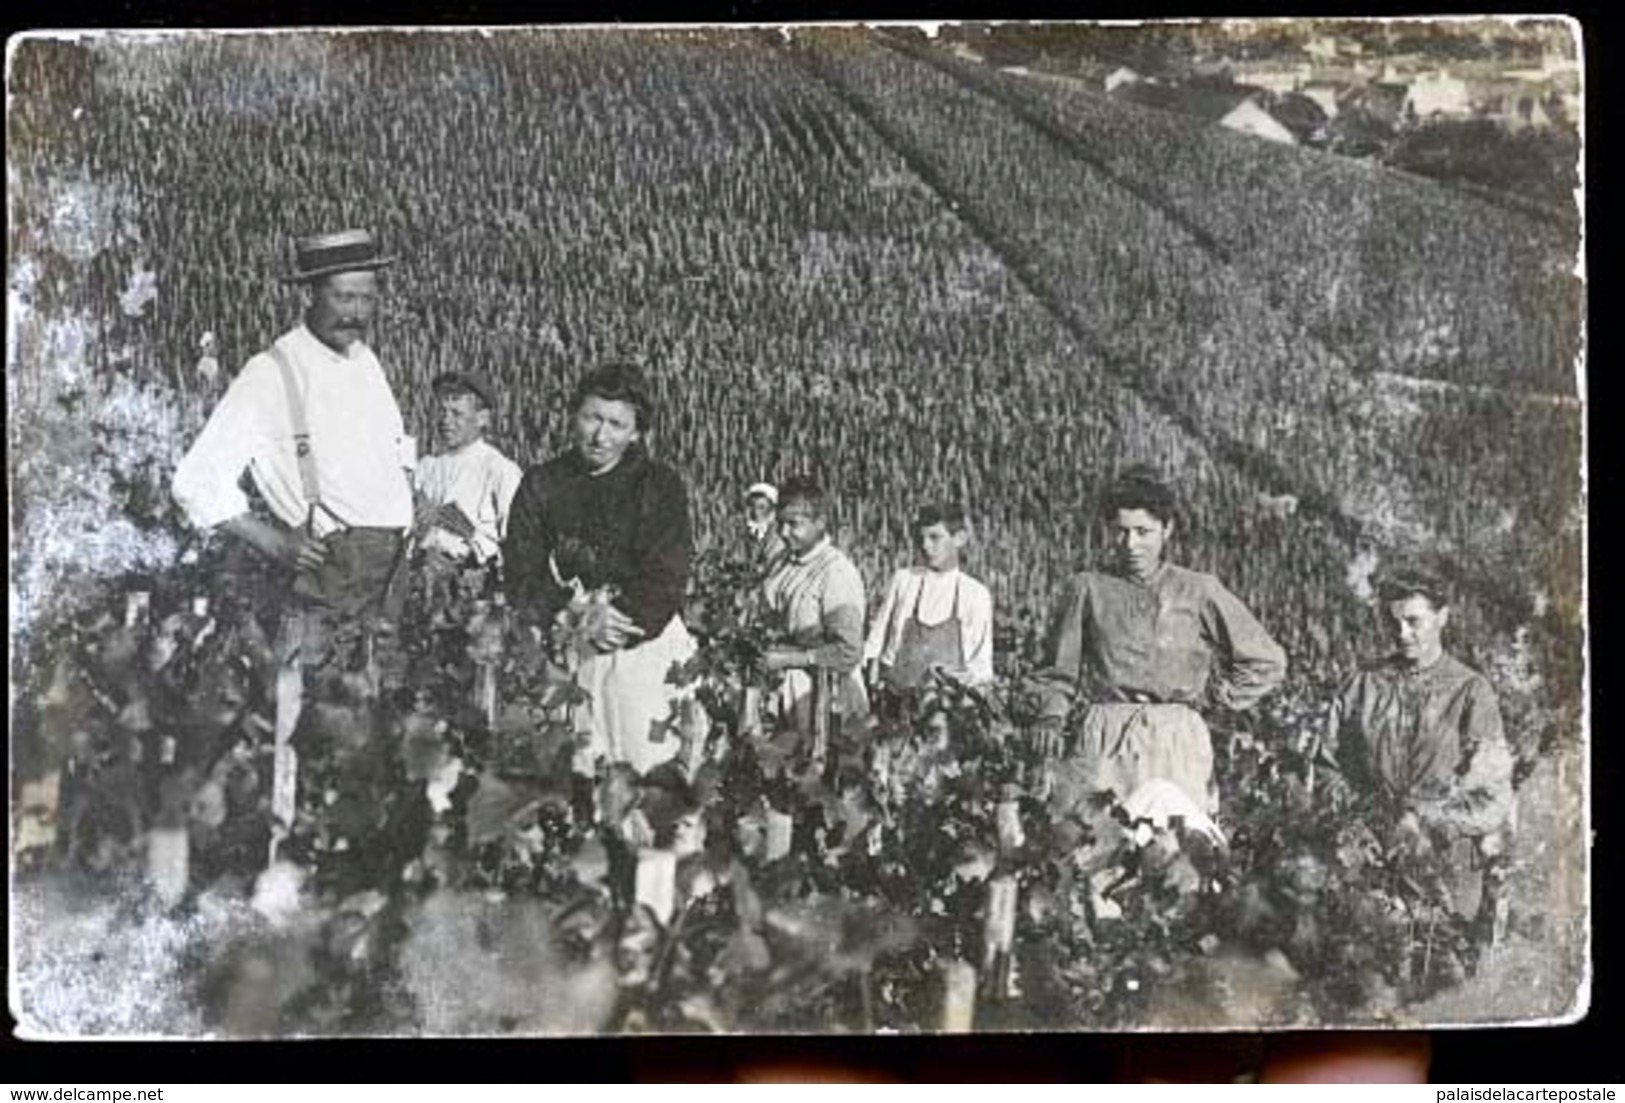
left=172, top=229, right=415, bottom=860
left=173, top=228, right=415, bottom=635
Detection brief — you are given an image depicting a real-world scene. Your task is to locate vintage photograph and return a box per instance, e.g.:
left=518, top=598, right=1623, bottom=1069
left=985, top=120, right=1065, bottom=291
left=8, top=19, right=1587, bottom=1038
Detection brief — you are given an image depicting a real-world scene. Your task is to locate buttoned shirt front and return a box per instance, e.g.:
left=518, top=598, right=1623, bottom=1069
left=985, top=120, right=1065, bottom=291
left=414, top=437, right=525, bottom=563
left=864, top=566, right=996, bottom=686
left=172, top=324, right=415, bottom=536
left=1037, top=562, right=1287, bottom=722
left=761, top=538, right=867, bottom=672
left=1325, top=651, right=1513, bottom=835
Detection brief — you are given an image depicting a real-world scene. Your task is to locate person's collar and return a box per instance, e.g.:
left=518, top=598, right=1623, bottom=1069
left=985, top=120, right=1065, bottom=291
left=293, top=322, right=366, bottom=363
left=435, top=436, right=487, bottom=461
left=1112, top=560, right=1168, bottom=588
left=568, top=451, right=615, bottom=477
left=792, top=536, right=832, bottom=565
left=579, top=442, right=645, bottom=479
left=917, top=564, right=961, bottom=580
left=747, top=516, right=773, bottom=538
left=1395, top=650, right=1449, bottom=679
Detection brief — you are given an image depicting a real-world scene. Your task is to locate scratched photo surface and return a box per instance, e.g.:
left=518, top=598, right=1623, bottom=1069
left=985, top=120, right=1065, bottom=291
left=8, top=20, right=1586, bottom=1038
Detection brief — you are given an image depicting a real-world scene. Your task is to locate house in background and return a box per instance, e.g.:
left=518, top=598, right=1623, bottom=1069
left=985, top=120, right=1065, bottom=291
left=1115, top=80, right=1299, bottom=145
left=1269, top=91, right=1332, bottom=144
left=1344, top=80, right=1409, bottom=128
left=1104, top=65, right=1141, bottom=93
left=1465, top=76, right=1564, bottom=132
left=1232, top=60, right=1311, bottom=95
left=1220, top=97, right=1299, bottom=144
left=1379, top=56, right=1428, bottom=84
left=1404, top=70, right=1473, bottom=120
left=1300, top=81, right=1343, bottom=119
left=1305, top=35, right=1340, bottom=61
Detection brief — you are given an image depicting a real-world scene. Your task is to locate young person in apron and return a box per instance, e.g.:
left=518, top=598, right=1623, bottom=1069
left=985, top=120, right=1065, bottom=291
left=865, top=502, right=995, bottom=696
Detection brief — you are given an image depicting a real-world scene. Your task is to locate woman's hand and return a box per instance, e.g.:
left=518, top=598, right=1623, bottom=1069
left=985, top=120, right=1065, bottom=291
left=588, top=604, right=645, bottom=653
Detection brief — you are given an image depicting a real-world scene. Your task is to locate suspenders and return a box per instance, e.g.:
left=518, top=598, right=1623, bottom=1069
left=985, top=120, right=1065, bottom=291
left=267, top=343, right=328, bottom=534
left=266, top=342, right=318, bottom=867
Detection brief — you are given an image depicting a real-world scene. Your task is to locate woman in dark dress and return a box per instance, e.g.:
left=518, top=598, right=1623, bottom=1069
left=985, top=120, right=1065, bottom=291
left=505, top=362, right=698, bottom=775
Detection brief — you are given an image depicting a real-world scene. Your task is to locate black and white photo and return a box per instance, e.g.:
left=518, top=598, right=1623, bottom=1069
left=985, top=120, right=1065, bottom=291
left=7, top=18, right=1587, bottom=1039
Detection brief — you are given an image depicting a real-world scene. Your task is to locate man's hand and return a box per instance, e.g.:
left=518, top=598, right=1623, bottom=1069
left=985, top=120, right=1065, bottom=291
left=287, top=531, right=331, bottom=573
left=222, top=514, right=329, bottom=573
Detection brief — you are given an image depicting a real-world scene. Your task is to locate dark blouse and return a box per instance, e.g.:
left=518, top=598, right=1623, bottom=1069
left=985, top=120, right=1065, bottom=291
left=504, top=446, right=692, bottom=638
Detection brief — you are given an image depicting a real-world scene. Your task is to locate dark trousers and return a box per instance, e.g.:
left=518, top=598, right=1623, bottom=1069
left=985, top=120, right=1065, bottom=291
left=266, top=527, right=404, bottom=862
left=271, top=527, right=406, bottom=674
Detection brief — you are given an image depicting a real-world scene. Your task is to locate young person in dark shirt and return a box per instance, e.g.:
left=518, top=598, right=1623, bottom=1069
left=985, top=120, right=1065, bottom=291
left=505, top=362, right=698, bottom=775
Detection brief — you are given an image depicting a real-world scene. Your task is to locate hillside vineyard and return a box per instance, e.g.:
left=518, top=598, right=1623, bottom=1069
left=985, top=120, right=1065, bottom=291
left=10, top=26, right=1581, bottom=786
left=6, top=23, right=1589, bottom=1037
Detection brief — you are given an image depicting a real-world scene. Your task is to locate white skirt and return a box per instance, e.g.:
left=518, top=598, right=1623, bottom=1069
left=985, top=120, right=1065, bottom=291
left=571, top=615, right=702, bottom=776
left=1075, top=702, right=1216, bottom=814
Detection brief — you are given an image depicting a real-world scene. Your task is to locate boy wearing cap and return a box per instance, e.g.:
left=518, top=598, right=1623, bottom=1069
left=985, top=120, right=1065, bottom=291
left=413, top=371, right=524, bottom=566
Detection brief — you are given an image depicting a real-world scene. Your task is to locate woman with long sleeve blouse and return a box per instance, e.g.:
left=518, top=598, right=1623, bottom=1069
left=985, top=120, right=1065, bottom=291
left=1034, top=466, right=1287, bottom=813
left=505, top=362, right=697, bottom=776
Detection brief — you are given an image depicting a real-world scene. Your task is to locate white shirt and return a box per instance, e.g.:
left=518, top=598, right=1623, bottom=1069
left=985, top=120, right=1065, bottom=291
left=864, top=566, right=996, bottom=686
left=172, top=325, right=415, bottom=535
left=413, top=438, right=525, bottom=563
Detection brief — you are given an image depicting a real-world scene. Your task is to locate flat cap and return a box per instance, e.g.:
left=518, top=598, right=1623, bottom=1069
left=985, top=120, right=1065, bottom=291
left=432, top=371, right=499, bottom=411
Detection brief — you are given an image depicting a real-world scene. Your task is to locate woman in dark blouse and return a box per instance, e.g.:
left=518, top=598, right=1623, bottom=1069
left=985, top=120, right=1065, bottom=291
left=506, top=362, right=698, bottom=775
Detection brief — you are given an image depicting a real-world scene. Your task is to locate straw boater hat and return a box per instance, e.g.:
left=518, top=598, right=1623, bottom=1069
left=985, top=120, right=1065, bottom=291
left=744, top=482, right=778, bottom=505
left=281, top=229, right=397, bottom=283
